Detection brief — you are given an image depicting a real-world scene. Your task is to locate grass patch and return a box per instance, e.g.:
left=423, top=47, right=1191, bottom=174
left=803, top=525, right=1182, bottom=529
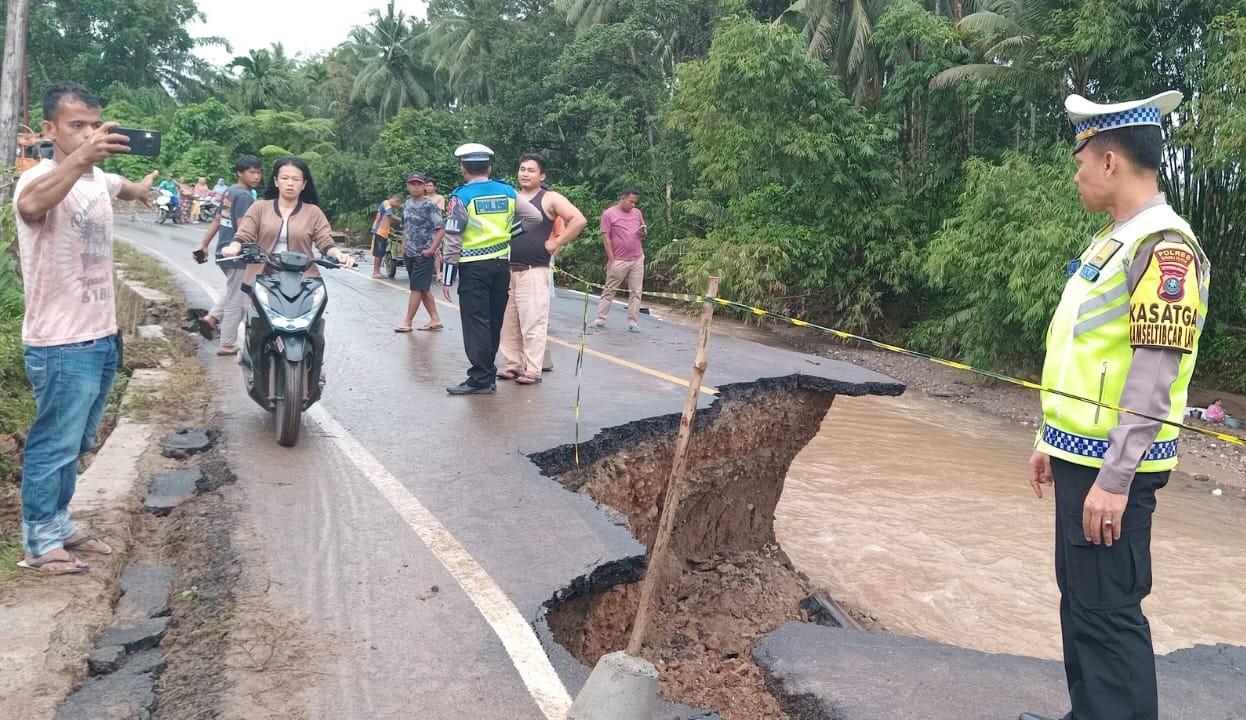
left=110, top=245, right=210, bottom=423
left=0, top=313, right=34, bottom=451
left=121, top=387, right=156, bottom=421
left=0, top=530, right=19, bottom=584
left=115, top=242, right=187, bottom=299
left=161, top=357, right=208, bottom=411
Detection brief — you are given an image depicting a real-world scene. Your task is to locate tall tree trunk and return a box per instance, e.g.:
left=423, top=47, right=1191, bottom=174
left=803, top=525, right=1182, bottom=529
left=0, top=0, right=32, bottom=204
left=665, top=174, right=672, bottom=224
left=1028, top=103, right=1036, bottom=154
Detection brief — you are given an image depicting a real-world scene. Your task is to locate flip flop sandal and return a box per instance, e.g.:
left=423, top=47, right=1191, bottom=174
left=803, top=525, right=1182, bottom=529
left=515, top=374, right=542, bottom=385
left=417, top=324, right=444, bottom=331
left=394, top=326, right=414, bottom=333
left=18, top=556, right=89, bottom=575
left=497, top=370, right=520, bottom=380
left=64, top=534, right=112, bottom=555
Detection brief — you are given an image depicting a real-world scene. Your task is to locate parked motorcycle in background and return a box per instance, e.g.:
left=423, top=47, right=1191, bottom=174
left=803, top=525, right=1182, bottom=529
left=198, top=197, right=220, bottom=222
left=154, top=189, right=179, bottom=224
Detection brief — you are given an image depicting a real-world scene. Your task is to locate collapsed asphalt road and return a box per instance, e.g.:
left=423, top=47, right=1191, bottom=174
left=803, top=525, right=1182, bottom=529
left=115, top=217, right=904, bottom=719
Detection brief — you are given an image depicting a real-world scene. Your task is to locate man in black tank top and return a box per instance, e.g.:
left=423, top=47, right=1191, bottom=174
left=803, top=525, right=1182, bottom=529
left=497, top=154, right=587, bottom=384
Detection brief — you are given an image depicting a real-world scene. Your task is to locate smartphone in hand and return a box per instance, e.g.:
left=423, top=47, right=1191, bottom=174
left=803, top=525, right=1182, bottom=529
left=114, top=128, right=161, bottom=157
left=192, top=249, right=207, bottom=264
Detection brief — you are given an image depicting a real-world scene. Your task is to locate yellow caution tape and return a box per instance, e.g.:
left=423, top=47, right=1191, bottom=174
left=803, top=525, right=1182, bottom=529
left=556, top=267, right=1246, bottom=448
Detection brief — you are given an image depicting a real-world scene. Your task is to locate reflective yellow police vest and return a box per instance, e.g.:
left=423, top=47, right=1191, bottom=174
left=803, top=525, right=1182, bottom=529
left=1037, top=204, right=1210, bottom=472
left=452, top=180, right=516, bottom=263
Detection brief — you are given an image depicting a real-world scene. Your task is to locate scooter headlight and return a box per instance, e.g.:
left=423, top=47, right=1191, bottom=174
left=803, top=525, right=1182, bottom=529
left=266, top=285, right=326, bottom=331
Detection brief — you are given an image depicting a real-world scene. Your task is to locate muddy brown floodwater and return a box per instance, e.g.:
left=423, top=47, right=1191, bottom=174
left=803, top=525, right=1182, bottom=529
left=776, top=392, right=1246, bottom=661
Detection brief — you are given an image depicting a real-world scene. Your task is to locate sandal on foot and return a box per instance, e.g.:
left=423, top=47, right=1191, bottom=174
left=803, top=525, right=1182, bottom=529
left=64, top=534, right=112, bottom=556
left=394, top=326, right=413, bottom=333
left=496, top=370, right=520, bottom=380
left=417, top=323, right=444, bottom=331
left=515, top=374, right=542, bottom=385
left=18, top=554, right=89, bottom=575
left=217, top=346, right=239, bottom=356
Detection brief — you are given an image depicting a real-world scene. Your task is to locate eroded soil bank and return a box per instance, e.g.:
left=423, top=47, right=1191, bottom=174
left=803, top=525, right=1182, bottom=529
left=538, top=376, right=847, bottom=720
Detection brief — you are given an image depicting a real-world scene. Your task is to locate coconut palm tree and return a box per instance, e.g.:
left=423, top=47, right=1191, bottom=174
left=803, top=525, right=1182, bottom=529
left=782, top=0, right=980, bottom=104
left=424, top=0, right=515, bottom=103
left=229, top=45, right=299, bottom=113
left=346, top=0, right=436, bottom=121
left=778, top=0, right=901, bottom=103
left=557, top=0, right=619, bottom=35
left=928, top=0, right=1075, bottom=94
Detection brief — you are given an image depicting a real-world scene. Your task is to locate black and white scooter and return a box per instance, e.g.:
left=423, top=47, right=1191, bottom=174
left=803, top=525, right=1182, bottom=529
left=221, top=243, right=339, bottom=446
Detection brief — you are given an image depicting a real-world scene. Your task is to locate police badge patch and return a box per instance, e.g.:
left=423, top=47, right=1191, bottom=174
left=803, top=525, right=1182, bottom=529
left=1129, top=240, right=1199, bottom=352
left=1154, top=246, right=1194, bottom=302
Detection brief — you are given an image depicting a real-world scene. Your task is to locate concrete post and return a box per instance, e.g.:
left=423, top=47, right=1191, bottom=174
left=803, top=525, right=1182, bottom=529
left=567, top=651, right=658, bottom=720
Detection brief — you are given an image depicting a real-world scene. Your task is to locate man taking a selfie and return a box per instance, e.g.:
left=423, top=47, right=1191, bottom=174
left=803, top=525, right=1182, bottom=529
left=11, top=81, right=158, bottom=575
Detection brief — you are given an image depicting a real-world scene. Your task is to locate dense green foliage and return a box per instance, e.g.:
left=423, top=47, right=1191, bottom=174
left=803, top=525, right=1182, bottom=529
left=916, top=150, right=1100, bottom=371
left=2, top=0, right=1244, bottom=391
left=0, top=207, right=34, bottom=450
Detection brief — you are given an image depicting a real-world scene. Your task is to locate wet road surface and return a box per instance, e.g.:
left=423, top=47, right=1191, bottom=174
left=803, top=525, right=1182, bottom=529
left=116, top=217, right=900, bottom=719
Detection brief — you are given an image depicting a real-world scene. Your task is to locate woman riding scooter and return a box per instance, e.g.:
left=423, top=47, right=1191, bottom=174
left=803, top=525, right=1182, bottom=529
left=220, top=156, right=355, bottom=383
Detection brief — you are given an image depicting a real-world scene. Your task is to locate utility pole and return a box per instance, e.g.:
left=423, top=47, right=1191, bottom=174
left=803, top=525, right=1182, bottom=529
left=0, top=0, right=32, bottom=203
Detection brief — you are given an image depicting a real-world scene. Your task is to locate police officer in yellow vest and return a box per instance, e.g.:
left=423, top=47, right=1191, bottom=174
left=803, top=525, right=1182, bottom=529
left=1019, top=92, right=1209, bottom=720
left=441, top=143, right=542, bottom=395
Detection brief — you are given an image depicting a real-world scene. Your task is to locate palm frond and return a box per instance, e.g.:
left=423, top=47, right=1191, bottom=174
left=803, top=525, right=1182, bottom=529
left=957, top=10, right=1025, bottom=39
left=928, top=62, right=1014, bottom=89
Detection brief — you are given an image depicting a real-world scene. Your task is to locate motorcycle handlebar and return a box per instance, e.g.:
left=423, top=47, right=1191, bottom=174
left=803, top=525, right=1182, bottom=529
left=215, top=249, right=350, bottom=270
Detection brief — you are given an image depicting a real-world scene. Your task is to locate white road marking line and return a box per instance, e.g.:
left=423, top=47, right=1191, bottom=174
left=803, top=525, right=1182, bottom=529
left=117, top=234, right=573, bottom=719
left=307, top=406, right=573, bottom=718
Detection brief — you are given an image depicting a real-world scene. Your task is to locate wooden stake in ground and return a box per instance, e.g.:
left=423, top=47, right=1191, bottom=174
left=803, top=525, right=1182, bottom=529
left=626, top=276, right=720, bottom=657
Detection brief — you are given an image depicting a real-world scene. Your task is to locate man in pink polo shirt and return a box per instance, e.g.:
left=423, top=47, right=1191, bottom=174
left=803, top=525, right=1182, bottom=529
left=593, top=188, right=646, bottom=332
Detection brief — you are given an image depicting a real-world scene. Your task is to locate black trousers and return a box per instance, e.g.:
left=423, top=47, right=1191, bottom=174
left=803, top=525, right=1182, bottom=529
left=1052, top=457, right=1167, bottom=720
left=458, top=258, right=510, bottom=387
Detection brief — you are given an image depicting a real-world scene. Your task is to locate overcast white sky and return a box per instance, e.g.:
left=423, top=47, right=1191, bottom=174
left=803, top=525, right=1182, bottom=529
left=189, top=1, right=429, bottom=68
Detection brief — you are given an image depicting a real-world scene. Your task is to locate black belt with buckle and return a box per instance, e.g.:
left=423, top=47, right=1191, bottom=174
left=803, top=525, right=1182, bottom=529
left=509, top=262, right=537, bottom=271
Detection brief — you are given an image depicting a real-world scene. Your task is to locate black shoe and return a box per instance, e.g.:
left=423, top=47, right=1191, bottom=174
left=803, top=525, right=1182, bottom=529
left=181, top=308, right=208, bottom=334
left=1018, top=714, right=1056, bottom=720
left=196, top=316, right=218, bottom=340
left=447, top=381, right=496, bottom=395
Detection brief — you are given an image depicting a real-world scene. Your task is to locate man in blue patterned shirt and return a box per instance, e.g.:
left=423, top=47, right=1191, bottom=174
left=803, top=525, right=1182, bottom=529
left=395, top=171, right=445, bottom=333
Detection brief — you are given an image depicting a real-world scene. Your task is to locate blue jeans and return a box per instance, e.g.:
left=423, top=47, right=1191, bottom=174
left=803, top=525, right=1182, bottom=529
left=21, top=335, right=119, bottom=558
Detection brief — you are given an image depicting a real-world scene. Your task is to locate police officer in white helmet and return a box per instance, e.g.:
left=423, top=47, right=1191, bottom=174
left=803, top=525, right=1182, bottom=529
left=1020, top=91, right=1210, bottom=720
left=440, top=143, right=543, bottom=394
